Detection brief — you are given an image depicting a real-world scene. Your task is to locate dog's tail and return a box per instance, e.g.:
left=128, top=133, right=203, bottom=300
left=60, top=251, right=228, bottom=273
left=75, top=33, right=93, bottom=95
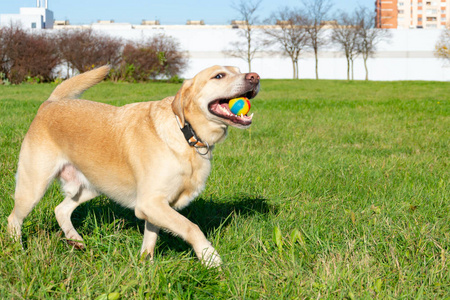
left=47, top=66, right=110, bottom=101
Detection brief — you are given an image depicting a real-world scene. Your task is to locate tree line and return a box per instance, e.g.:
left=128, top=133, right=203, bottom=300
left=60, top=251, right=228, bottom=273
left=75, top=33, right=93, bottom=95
left=0, top=26, right=187, bottom=84
left=227, top=0, right=394, bottom=81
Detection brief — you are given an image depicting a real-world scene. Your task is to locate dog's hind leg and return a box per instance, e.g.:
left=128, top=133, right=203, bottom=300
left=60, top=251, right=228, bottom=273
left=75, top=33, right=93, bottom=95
left=7, top=145, right=59, bottom=241
left=55, top=165, right=98, bottom=249
left=54, top=188, right=98, bottom=249
left=140, top=221, right=160, bottom=260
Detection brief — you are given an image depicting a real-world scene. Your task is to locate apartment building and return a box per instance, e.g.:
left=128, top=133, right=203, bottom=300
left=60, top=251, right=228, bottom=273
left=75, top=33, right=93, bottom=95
left=376, top=0, right=450, bottom=29
left=376, top=0, right=398, bottom=28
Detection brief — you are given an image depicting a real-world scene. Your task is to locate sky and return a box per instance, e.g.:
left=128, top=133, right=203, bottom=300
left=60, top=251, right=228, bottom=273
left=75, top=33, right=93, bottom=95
left=1, top=0, right=376, bottom=25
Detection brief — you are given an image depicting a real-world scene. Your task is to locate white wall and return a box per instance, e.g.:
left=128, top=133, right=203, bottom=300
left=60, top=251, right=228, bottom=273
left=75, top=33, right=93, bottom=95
left=83, top=25, right=449, bottom=81
left=0, top=13, right=43, bottom=29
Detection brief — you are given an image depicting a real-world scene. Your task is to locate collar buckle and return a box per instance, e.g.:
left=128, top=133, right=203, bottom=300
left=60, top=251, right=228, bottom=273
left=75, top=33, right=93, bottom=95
left=175, top=115, right=210, bottom=156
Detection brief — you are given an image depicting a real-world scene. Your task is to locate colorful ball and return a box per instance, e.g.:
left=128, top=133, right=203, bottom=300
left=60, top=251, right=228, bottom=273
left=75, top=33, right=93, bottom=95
left=229, top=97, right=251, bottom=116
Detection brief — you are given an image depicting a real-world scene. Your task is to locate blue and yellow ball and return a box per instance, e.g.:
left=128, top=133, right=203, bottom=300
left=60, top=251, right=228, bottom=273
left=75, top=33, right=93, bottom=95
left=229, top=97, right=251, bottom=116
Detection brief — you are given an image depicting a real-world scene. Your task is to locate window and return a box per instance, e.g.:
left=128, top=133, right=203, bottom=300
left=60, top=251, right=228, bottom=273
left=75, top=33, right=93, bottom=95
left=399, top=9, right=404, bottom=14
left=418, top=17, right=423, bottom=21
left=31, top=22, right=36, bottom=28
left=427, top=24, right=437, bottom=27
left=426, top=16, right=437, bottom=21
left=442, top=16, right=447, bottom=21
left=398, top=2, right=404, bottom=5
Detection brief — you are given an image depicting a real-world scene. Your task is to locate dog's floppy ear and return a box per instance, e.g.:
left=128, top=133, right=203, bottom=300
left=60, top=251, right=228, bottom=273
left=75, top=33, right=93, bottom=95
left=172, top=79, right=192, bottom=128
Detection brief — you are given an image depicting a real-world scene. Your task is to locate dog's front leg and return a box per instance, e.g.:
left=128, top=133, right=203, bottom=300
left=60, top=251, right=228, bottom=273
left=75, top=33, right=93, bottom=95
left=140, top=221, right=160, bottom=260
left=135, top=198, right=222, bottom=268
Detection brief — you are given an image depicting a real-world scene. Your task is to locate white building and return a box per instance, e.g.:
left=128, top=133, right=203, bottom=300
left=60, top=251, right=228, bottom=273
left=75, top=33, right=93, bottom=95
left=0, top=0, right=54, bottom=29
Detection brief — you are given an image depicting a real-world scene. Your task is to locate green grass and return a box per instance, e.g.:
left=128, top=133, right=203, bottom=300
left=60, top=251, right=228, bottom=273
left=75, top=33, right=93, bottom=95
left=0, top=79, right=449, bottom=299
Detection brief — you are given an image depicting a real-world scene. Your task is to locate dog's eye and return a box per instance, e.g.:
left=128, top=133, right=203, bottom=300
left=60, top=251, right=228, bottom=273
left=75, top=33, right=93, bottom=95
left=214, top=73, right=225, bottom=79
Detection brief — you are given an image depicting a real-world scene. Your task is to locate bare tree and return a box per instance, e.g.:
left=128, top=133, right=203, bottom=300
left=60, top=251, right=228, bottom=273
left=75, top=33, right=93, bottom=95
left=224, top=0, right=262, bottom=72
left=302, top=0, right=333, bottom=79
left=356, top=7, right=391, bottom=80
left=331, top=10, right=360, bottom=80
left=435, top=25, right=450, bottom=63
left=263, top=8, right=309, bottom=79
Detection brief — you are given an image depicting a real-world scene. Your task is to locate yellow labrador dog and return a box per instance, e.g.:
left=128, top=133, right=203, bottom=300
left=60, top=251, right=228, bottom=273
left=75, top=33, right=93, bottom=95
left=7, top=65, right=260, bottom=267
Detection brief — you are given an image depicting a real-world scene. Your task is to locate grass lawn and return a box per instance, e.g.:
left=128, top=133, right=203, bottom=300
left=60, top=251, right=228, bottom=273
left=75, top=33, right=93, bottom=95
left=0, top=79, right=449, bottom=299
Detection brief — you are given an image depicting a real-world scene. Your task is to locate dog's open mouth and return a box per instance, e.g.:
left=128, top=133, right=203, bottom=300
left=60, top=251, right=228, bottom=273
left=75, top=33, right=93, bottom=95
left=208, top=95, right=254, bottom=126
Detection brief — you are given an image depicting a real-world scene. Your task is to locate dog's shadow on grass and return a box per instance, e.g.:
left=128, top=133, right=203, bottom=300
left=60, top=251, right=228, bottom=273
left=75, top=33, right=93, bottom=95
left=70, top=194, right=276, bottom=253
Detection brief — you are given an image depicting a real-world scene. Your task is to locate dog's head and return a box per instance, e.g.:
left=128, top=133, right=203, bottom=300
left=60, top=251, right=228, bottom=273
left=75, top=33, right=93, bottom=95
left=172, top=66, right=260, bottom=131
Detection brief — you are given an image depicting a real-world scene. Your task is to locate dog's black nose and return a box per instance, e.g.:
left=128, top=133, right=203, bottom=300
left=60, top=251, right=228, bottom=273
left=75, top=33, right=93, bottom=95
left=246, top=72, right=260, bottom=84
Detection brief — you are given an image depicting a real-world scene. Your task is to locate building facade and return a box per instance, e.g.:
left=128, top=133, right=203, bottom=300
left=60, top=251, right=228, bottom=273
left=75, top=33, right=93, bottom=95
left=376, top=0, right=399, bottom=28
left=0, top=0, right=53, bottom=29
left=376, top=0, right=450, bottom=29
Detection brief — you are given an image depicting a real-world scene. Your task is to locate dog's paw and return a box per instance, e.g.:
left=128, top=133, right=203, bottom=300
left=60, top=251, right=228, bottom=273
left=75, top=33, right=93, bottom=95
left=67, top=239, right=85, bottom=250
left=139, top=250, right=156, bottom=263
left=200, top=246, right=222, bottom=269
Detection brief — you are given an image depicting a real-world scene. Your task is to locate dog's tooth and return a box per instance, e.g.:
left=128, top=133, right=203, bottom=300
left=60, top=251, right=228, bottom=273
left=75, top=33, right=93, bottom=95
left=250, top=113, right=254, bottom=119
left=240, top=114, right=243, bottom=118
left=220, top=106, right=228, bottom=114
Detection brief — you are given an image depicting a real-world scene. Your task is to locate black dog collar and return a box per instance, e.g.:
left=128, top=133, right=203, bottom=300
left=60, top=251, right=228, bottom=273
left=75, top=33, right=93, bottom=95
left=175, top=116, right=210, bottom=155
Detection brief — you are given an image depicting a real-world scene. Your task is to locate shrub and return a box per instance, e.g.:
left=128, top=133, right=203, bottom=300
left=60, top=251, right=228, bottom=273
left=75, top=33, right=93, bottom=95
left=0, top=25, right=60, bottom=84
left=112, top=34, right=188, bottom=82
left=56, top=28, right=123, bottom=74
left=0, top=26, right=187, bottom=83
